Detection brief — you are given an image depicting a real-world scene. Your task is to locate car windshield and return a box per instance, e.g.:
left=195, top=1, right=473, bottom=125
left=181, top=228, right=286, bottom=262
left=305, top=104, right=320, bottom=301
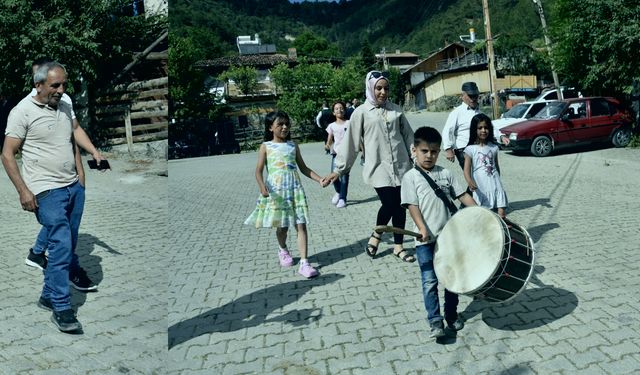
left=503, top=104, right=528, bottom=118
left=532, top=101, right=565, bottom=119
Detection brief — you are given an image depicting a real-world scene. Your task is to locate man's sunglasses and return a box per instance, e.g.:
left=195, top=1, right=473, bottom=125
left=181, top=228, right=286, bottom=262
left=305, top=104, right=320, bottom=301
left=369, top=71, right=390, bottom=79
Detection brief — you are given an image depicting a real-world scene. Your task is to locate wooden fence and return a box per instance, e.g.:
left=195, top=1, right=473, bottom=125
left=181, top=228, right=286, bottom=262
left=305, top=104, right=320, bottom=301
left=93, top=76, right=168, bottom=153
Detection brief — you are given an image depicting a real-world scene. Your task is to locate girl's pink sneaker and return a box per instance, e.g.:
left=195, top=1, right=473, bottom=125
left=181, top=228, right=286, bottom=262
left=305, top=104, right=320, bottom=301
left=298, top=262, right=319, bottom=278
left=278, top=250, right=293, bottom=267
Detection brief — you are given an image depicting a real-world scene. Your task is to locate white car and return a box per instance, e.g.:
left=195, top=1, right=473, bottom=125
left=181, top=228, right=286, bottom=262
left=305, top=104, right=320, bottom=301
left=494, top=101, right=550, bottom=132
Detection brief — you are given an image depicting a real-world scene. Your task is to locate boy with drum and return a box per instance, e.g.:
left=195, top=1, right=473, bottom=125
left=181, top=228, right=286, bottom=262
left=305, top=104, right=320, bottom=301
left=400, top=126, right=476, bottom=339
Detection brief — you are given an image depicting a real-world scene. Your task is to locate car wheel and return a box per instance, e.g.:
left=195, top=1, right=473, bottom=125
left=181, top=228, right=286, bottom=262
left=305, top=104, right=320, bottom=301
left=611, top=127, right=632, bottom=147
left=530, top=136, right=553, bottom=157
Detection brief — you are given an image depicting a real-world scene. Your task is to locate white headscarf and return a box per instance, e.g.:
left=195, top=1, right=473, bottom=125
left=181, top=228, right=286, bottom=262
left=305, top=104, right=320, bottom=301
left=365, top=71, right=389, bottom=107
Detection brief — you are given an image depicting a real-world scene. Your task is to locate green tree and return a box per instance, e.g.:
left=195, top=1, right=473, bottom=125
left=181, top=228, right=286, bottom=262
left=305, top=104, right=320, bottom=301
left=550, top=0, right=640, bottom=93
left=219, top=66, right=258, bottom=95
left=327, top=56, right=366, bottom=104
left=271, top=59, right=334, bottom=140
left=360, top=41, right=378, bottom=71
left=0, top=0, right=166, bottom=97
left=292, top=30, right=340, bottom=58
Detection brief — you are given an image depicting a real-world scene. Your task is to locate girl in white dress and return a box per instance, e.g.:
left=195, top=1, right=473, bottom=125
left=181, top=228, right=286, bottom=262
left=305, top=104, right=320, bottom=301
left=463, top=113, right=508, bottom=218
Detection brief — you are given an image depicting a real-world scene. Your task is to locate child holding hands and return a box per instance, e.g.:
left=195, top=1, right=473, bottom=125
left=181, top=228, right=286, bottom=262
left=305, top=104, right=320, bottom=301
left=245, top=111, right=325, bottom=278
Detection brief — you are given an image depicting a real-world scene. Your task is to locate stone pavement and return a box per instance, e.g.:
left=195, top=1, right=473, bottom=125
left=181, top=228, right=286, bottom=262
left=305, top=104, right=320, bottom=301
left=168, top=111, right=640, bottom=374
left=0, top=155, right=168, bottom=374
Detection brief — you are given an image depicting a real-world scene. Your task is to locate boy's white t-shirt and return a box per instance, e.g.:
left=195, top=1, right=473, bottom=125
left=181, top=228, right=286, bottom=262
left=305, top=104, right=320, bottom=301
left=326, top=120, right=349, bottom=155
left=401, top=165, right=467, bottom=245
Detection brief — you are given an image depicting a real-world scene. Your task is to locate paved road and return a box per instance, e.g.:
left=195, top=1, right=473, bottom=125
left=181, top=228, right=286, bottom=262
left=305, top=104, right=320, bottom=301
left=0, top=156, right=168, bottom=374
left=168, top=111, right=640, bottom=374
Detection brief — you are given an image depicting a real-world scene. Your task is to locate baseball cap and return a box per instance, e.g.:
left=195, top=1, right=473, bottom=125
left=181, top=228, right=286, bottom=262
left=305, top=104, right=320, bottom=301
left=462, top=82, right=479, bottom=95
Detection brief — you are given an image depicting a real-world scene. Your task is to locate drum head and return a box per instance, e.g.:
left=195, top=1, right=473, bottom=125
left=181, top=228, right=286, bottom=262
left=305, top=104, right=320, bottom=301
left=434, top=206, right=505, bottom=295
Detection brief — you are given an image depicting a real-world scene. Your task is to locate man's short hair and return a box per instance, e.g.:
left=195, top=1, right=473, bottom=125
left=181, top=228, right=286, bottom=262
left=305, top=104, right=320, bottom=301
left=33, top=61, right=66, bottom=85
left=413, top=126, right=442, bottom=146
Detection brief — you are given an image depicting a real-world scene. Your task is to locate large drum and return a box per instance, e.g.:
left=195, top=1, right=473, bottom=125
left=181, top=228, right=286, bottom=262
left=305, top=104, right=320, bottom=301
left=434, top=206, right=535, bottom=303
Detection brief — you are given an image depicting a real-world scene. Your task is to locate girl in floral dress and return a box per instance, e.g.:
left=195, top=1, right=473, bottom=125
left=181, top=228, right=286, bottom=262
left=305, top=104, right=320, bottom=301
left=245, top=111, right=325, bottom=278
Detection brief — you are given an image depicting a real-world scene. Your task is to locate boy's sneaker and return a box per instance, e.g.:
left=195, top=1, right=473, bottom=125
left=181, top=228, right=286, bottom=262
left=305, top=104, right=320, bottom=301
left=69, top=268, right=98, bottom=292
left=336, top=199, right=346, bottom=208
left=25, top=248, right=47, bottom=270
left=37, top=297, right=53, bottom=312
left=298, top=262, right=319, bottom=278
left=51, top=309, right=82, bottom=333
left=278, top=249, right=294, bottom=267
left=447, top=317, right=465, bottom=331
left=429, top=321, right=446, bottom=338
left=331, top=193, right=340, bottom=205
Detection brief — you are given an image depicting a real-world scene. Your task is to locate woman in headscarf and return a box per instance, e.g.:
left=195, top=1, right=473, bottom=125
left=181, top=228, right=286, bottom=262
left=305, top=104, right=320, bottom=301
left=324, top=71, right=415, bottom=262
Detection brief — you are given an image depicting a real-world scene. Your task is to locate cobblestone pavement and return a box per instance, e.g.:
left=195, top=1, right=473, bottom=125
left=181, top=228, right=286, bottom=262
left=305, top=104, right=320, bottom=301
left=168, top=111, right=640, bottom=374
left=0, top=155, right=168, bottom=374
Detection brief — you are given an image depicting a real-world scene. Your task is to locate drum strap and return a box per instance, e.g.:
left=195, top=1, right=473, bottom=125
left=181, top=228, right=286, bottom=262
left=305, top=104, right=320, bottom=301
left=414, top=166, right=458, bottom=216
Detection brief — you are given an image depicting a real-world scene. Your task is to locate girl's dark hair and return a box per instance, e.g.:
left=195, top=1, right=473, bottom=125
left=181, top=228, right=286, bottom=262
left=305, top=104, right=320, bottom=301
left=467, top=113, right=496, bottom=146
left=264, top=110, right=291, bottom=141
left=332, top=100, right=346, bottom=111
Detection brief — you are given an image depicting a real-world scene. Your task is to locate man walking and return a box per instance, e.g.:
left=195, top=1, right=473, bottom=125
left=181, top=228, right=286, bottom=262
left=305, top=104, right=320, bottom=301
left=2, top=61, right=93, bottom=333
left=24, top=58, right=104, bottom=280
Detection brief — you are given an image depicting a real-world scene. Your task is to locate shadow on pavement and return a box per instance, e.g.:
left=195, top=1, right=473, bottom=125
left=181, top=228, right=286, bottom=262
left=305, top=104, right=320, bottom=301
left=509, top=198, right=552, bottom=211
left=71, top=233, right=119, bottom=309
left=345, top=195, right=378, bottom=206
left=310, top=240, right=368, bottom=269
left=168, top=273, right=345, bottom=349
left=461, top=283, right=578, bottom=331
left=526, top=222, right=560, bottom=244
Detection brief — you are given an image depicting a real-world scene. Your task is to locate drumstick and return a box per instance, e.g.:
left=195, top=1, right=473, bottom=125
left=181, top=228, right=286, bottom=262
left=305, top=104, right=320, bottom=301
left=374, top=225, right=422, bottom=239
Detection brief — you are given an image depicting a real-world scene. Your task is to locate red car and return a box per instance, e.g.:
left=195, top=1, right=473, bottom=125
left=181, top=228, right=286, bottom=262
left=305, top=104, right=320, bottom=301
left=500, top=97, right=633, bottom=156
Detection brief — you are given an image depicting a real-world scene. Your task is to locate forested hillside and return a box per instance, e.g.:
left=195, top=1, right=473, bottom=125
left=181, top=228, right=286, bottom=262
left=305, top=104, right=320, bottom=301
left=170, top=0, right=553, bottom=58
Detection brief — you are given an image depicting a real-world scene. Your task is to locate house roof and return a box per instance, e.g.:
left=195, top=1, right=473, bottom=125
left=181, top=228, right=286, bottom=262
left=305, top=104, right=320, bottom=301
left=401, top=42, right=469, bottom=76
left=238, top=44, right=277, bottom=55
left=195, top=54, right=295, bottom=69
left=375, top=51, right=419, bottom=58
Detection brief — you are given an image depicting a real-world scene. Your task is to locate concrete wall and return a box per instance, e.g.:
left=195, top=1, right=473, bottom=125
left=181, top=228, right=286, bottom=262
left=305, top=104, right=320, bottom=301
left=424, top=70, right=491, bottom=103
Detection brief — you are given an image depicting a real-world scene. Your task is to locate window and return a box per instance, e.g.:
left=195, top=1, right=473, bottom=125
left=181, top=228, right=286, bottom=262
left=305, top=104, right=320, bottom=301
left=590, top=98, right=611, bottom=117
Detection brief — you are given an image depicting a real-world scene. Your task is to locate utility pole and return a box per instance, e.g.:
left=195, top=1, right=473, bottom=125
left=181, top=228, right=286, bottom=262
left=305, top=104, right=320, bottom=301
left=533, top=0, right=562, bottom=99
left=482, top=0, right=500, bottom=119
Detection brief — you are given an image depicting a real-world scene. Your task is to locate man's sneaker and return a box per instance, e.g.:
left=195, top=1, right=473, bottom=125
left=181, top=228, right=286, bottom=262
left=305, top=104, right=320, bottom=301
left=51, top=309, right=82, bottom=333
left=37, top=297, right=53, bottom=312
left=278, top=249, right=294, bottom=267
left=298, top=262, right=319, bottom=278
left=25, top=248, right=47, bottom=270
left=331, top=193, right=340, bottom=205
left=429, top=321, right=446, bottom=338
left=336, top=199, right=346, bottom=208
left=69, top=268, right=98, bottom=292
left=447, top=317, right=465, bottom=331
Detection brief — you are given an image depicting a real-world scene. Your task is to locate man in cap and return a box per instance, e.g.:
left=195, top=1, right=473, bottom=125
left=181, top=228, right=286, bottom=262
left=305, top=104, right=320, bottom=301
left=442, top=82, right=483, bottom=169
left=442, top=82, right=508, bottom=169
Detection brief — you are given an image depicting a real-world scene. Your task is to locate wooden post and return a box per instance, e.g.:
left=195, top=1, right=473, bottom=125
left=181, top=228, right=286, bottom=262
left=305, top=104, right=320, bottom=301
left=124, top=107, right=133, bottom=155
left=533, top=0, right=562, bottom=99
left=482, top=0, right=500, bottom=119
